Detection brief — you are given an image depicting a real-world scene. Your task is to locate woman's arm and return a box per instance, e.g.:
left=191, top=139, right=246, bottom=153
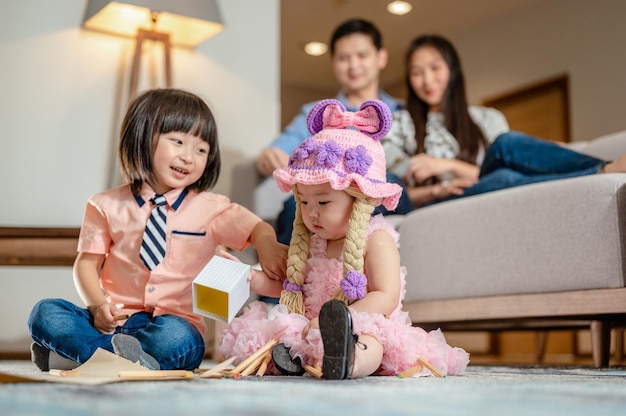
left=406, top=154, right=479, bottom=184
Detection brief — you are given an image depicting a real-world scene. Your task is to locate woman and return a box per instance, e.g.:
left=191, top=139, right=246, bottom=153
left=382, top=34, right=626, bottom=209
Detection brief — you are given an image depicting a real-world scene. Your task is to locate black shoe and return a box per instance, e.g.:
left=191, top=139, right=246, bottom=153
left=319, top=300, right=355, bottom=380
left=30, top=342, right=50, bottom=371
left=271, top=343, right=305, bottom=376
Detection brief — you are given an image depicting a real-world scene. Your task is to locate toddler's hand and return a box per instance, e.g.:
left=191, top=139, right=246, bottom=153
left=88, top=303, right=118, bottom=334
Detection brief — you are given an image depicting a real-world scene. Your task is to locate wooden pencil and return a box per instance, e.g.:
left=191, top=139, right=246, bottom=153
left=304, top=365, right=322, bottom=379
left=49, top=368, right=80, bottom=377
left=241, top=350, right=271, bottom=377
left=255, top=353, right=272, bottom=377
left=417, top=357, right=445, bottom=378
left=397, top=364, right=423, bottom=379
left=118, top=370, right=193, bottom=379
left=231, top=338, right=278, bottom=375
left=198, top=355, right=237, bottom=378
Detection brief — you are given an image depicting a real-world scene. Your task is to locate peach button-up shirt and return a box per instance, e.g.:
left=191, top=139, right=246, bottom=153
left=77, top=182, right=262, bottom=335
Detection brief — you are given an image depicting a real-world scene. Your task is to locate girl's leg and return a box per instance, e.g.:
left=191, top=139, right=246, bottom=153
left=119, top=313, right=205, bottom=370
left=480, top=131, right=605, bottom=177
left=352, top=334, right=383, bottom=378
left=27, top=298, right=115, bottom=365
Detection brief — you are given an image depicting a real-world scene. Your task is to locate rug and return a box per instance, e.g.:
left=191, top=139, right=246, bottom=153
left=1, top=360, right=625, bottom=416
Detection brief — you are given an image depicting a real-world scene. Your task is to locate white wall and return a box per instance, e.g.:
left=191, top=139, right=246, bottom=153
left=453, top=0, right=626, bottom=141
left=0, top=0, right=279, bottom=352
left=285, top=0, right=626, bottom=142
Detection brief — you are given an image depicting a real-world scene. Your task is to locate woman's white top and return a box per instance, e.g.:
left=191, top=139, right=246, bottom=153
left=383, top=106, right=509, bottom=178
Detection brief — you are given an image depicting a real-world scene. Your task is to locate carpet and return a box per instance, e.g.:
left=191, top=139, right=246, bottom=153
left=1, top=360, right=625, bottom=416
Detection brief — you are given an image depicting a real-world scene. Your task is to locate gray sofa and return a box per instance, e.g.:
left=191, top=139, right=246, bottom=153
left=230, top=131, right=626, bottom=367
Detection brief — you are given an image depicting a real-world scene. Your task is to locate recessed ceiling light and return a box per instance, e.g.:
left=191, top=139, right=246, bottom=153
left=387, top=1, right=412, bottom=16
left=304, top=41, right=328, bottom=56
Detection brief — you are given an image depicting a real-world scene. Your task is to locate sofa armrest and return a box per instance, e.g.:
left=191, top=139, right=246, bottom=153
left=399, top=174, right=626, bottom=303
left=567, top=130, right=626, bottom=160
left=230, top=158, right=291, bottom=226
left=230, top=158, right=263, bottom=212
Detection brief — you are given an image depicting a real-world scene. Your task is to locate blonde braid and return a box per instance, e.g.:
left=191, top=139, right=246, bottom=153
left=279, top=188, right=310, bottom=315
left=332, top=188, right=378, bottom=304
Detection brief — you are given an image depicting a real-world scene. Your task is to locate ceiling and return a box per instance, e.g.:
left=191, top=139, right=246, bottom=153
left=280, top=0, right=542, bottom=92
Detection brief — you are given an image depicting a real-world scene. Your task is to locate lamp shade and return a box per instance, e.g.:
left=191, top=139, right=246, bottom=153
left=83, top=0, right=224, bottom=47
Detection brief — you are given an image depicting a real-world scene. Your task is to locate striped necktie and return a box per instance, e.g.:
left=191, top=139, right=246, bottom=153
left=140, top=194, right=167, bottom=270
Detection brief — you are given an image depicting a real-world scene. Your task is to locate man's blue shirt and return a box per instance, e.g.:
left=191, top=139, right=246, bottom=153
left=268, top=90, right=403, bottom=155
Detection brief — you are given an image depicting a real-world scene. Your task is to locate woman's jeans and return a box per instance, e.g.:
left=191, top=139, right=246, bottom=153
left=28, top=298, right=205, bottom=370
left=444, top=131, right=606, bottom=201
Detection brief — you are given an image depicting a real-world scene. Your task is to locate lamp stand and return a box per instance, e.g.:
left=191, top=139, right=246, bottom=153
left=129, top=28, right=173, bottom=102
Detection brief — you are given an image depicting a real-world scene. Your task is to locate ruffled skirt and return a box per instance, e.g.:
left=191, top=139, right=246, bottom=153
left=220, top=301, right=469, bottom=376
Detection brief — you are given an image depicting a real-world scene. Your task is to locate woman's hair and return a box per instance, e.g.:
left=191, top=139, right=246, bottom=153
left=119, top=88, right=221, bottom=195
left=404, top=34, right=487, bottom=164
left=330, top=18, right=383, bottom=56
left=280, top=185, right=377, bottom=315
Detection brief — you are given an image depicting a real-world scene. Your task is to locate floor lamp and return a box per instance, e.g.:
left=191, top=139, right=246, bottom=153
left=82, top=0, right=224, bottom=101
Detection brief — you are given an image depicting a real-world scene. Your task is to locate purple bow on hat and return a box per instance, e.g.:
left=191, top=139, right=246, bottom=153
left=306, top=99, right=393, bottom=139
left=323, top=105, right=380, bottom=134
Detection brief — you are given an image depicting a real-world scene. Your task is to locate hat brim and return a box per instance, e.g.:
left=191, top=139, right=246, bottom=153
left=273, top=167, right=402, bottom=211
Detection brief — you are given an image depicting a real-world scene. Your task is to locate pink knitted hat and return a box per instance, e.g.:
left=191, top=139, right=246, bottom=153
left=273, top=99, right=402, bottom=210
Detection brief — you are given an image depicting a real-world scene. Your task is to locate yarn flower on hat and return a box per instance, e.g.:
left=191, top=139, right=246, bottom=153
left=344, top=144, right=373, bottom=175
left=291, top=137, right=317, bottom=163
left=340, top=270, right=368, bottom=301
left=316, top=140, right=345, bottom=168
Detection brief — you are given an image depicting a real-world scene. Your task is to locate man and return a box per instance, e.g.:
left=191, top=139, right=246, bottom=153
left=257, top=18, right=408, bottom=245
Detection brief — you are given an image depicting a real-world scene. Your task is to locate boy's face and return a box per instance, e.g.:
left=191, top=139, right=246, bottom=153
left=331, top=33, right=388, bottom=96
left=150, top=131, right=209, bottom=194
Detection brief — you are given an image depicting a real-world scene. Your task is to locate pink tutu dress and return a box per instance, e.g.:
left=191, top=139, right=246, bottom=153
left=220, top=215, right=469, bottom=376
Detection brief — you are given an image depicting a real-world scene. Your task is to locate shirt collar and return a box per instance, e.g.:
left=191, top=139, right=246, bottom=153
left=135, top=182, right=188, bottom=211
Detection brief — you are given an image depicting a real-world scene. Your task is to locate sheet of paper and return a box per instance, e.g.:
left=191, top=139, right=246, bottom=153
left=0, top=348, right=156, bottom=385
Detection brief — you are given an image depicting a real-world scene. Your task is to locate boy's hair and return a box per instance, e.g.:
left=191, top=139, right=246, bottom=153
left=119, top=88, right=221, bottom=195
left=329, top=18, right=383, bottom=56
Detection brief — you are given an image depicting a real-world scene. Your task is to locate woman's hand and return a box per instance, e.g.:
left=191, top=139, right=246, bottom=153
left=406, top=154, right=454, bottom=183
left=431, top=178, right=477, bottom=199
left=405, top=154, right=480, bottom=184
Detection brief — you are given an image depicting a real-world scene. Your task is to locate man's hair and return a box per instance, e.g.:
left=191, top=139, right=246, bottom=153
left=329, top=18, right=383, bottom=55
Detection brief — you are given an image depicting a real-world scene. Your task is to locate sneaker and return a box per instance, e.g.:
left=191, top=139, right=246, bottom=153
left=271, top=343, right=305, bottom=376
left=319, top=300, right=356, bottom=380
left=30, top=342, right=78, bottom=372
left=30, top=342, right=50, bottom=371
left=112, top=334, right=160, bottom=370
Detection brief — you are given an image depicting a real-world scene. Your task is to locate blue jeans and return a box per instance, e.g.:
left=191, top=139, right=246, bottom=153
left=442, top=131, right=606, bottom=202
left=275, top=172, right=414, bottom=245
left=28, top=298, right=205, bottom=370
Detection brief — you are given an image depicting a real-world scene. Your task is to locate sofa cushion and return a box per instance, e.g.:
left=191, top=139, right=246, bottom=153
left=399, top=174, right=626, bottom=302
